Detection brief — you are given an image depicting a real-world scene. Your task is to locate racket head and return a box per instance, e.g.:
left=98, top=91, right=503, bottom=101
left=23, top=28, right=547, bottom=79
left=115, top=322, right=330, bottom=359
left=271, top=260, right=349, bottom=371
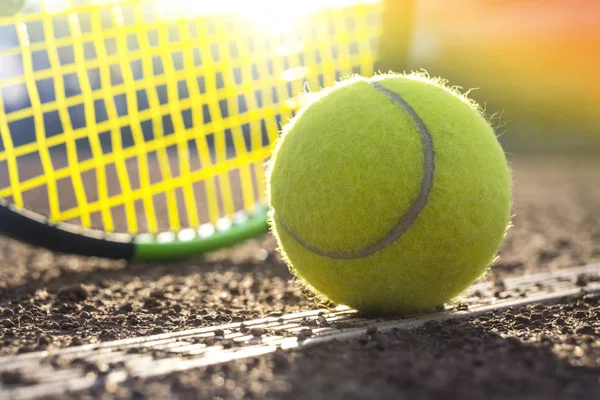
left=0, top=0, right=388, bottom=261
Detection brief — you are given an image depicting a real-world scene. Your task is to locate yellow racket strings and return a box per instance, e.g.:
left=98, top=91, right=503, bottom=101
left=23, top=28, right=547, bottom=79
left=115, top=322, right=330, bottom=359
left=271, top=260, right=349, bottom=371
left=0, top=0, right=382, bottom=234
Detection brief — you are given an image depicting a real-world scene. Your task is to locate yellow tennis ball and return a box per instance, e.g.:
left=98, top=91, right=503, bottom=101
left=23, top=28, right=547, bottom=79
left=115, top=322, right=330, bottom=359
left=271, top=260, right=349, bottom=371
left=267, top=73, right=512, bottom=315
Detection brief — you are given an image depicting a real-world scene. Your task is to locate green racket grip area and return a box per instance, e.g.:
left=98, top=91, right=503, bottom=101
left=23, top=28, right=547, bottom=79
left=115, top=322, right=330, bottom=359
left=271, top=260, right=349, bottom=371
left=132, top=205, right=270, bottom=262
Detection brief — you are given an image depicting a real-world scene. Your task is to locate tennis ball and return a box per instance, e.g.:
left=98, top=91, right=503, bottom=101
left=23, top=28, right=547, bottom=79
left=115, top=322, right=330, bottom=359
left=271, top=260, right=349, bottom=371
left=267, top=73, right=512, bottom=315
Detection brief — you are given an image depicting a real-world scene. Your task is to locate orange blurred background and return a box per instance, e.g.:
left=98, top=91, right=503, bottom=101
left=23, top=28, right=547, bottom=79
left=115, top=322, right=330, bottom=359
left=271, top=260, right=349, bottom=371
left=396, top=0, right=600, bottom=153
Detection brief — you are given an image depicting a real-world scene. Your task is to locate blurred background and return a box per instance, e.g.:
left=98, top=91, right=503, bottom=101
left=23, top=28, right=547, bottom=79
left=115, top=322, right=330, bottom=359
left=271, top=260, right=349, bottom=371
left=381, top=0, right=600, bottom=154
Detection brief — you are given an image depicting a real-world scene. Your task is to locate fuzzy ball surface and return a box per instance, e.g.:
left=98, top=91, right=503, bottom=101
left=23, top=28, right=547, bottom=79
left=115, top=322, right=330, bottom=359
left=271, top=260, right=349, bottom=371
left=267, top=73, right=512, bottom=315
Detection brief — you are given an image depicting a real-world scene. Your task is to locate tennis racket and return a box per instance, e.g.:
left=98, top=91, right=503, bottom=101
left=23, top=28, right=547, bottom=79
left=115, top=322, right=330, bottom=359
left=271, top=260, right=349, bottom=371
left=0, top=0, right=411, bottom=262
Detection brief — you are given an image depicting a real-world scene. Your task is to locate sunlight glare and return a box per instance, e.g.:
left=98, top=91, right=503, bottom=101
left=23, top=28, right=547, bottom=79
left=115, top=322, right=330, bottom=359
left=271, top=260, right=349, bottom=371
left=155, top=0, right=377, bottom=31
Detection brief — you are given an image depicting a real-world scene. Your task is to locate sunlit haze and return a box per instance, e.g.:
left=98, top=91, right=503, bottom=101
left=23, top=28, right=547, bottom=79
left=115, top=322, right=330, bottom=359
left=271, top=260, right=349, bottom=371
left=38, top=0, right=379, bottom=31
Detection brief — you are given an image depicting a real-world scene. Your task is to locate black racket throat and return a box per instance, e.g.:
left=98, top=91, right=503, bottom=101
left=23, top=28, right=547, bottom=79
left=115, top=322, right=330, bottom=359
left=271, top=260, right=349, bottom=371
left=0, top=202, right=135, bottom=261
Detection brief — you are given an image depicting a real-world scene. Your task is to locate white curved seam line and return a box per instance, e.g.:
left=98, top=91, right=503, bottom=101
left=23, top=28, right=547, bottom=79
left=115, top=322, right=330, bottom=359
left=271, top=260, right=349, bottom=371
left=279, top=81, right=435, bottom=259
